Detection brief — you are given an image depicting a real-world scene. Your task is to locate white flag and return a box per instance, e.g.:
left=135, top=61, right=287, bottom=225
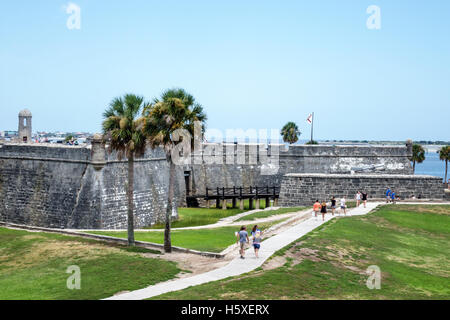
left=307, top=114, right=312, bottom=124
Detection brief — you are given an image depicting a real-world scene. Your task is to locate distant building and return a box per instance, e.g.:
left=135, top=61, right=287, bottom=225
left=18, top=109, right=32, bottom=143
left=4, top=131, right=18, bottom=137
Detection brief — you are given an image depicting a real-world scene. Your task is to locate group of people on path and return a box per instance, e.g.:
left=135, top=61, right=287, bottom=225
left=385, top=188, right=398, bottom=204
left=235, top=185, right=409, bottom=259
left=235, top=190, right=371, bottom=259
left=313, top=191, right=368, bottom=221
left=236, top=225, right=261, bottom=259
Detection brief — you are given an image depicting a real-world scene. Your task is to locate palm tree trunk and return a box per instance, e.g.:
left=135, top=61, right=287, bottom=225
left=413, top=161, right=416, bottom=174
left=445, top=160, right=448, bottom=184
left=127, top=153, right=135, bottom=246
left=164, top=156, right=176, bottom=253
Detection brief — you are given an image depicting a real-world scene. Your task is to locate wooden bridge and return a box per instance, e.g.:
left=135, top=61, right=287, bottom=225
left=186, top=186, right=280, bottom=210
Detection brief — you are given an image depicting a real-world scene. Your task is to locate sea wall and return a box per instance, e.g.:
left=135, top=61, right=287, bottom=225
left=278, top=173, right=445, bottom=207
left=0, top=143, right=185, bottom=229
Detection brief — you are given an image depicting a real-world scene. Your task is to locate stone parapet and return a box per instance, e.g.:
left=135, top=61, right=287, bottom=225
left=0, top=141, right=185, bottom=229
left=279, top=173, right=445, bottom=207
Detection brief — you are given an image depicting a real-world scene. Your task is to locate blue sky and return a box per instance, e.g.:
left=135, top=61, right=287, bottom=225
left=1, top=0, right=449, bottom=141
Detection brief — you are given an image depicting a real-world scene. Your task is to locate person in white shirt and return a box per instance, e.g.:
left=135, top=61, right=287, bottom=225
left=340, top=198, right=346, bottom=215
left=355, top=191, right=361, bottom=207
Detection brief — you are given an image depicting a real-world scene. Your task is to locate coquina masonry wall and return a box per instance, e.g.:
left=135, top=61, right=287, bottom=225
left=278, top=173, right=445, bottom=207
left=184, top=143, right=414, bottom=195
left=0, top=139, right=426, bottom=228
left=0, top=143, right=185, bottom=229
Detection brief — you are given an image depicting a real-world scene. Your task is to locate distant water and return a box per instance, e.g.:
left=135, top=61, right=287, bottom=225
left=414, top=152, right=446, bottom=180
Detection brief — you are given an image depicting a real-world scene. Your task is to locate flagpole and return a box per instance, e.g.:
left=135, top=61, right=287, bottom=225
left=310, top=112, right=314, bottom=143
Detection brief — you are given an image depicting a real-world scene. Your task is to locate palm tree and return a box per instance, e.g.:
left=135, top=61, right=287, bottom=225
left=142, top=88, right=207, bottom=253
left=281, top=122, right=300, bottom=144
left=409, top=144, right=426, bottom=173
left=438, top=145, right=450, bottom=183
left=102, top=94, right=148, bottom=246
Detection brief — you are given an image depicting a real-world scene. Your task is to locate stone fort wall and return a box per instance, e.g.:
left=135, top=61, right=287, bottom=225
left=0, top=140, right=423, bottom=229
left=0, top=143, right=185, bottom=229
left=278, top=173, right=444, bottom=207
left=183, top=143, right=414, bottom=195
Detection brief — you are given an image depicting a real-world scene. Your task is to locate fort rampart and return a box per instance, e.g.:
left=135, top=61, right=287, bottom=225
left=278, top=173, right=444, bottom=207
left=182, top=143, right=414, bottom=196
left=0, top=142, right=185, bottom=229
left=1, top=139, right=442, bottom=229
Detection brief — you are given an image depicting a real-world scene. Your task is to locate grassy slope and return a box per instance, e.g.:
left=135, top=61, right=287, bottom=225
left=148, top=207, right=245, bottom=229
left=149, top=200, right=271, bottom=229
left=0, top=227, right=181, bottom=300
left=236, top=207, right=306, bottom=221
left=152, top=204, right=450, bottom=300
left=89, top=220, right=286, bottom=253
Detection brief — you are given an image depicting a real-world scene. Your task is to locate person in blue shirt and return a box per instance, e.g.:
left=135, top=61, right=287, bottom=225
left=386, top=188, right=391, bottom=203
left=390, top=191, right=396, bottom=204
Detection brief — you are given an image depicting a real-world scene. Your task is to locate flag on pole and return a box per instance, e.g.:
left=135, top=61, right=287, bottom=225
left=307, top=113, right=313, bottom=124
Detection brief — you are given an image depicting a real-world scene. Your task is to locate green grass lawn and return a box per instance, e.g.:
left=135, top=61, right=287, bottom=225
left=89, top=220, right=285, bottom=253
left=147, top=199, right=275, bottom=229
left=147, top=207, right=245, bottom=229
left=151, top=204, right=450, bottom=300
left=0, top=227, right=182, bottom=300
left=236, top=207, right=307, bottom=221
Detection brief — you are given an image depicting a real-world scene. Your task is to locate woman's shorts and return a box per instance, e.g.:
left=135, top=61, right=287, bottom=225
left=340, top=206, right=346, bottom=209
left=331, top=205, right=336, bottom=209
left=253, top=244, right=261, bottom=249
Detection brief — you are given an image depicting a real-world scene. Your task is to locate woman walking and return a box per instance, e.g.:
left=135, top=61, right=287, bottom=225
left=340, top=197, right=347, bottom=215
left=251, top=225, right=262, bottom=258
left=355, top=191, right=361, bottom=207
left=330, top=196, right=336, bottom=216
left=313, top=200, right=321, bottom=221
left=361, top=191, right=368, bottom=208
left=320, top=201, right=327, bottom=221
left=236, top=226, right=249, bottom=259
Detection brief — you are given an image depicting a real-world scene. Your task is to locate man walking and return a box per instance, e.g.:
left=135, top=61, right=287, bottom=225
left=391, top=191, right=396, bottom=204
left=236, top=226, right=250, bottom=259
left=385, top=188, right=391, bottom=203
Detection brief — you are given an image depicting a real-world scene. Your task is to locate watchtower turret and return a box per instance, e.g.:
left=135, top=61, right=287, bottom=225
left=18, top=109, right=32, bottom=143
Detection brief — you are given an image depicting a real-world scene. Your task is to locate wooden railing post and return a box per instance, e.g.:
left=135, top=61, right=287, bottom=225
left=222, top=187, right=227, bottom=210
left=239, top=186, right=244, bottom=210
left=216, top=187, right=220, bottom=208
left=249, top=185, right=253, bottom=210
left=255, top=186, right=260, bottom=209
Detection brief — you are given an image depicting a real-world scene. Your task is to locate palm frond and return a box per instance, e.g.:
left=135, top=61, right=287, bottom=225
left=102, top=93, right=148, bottom=158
